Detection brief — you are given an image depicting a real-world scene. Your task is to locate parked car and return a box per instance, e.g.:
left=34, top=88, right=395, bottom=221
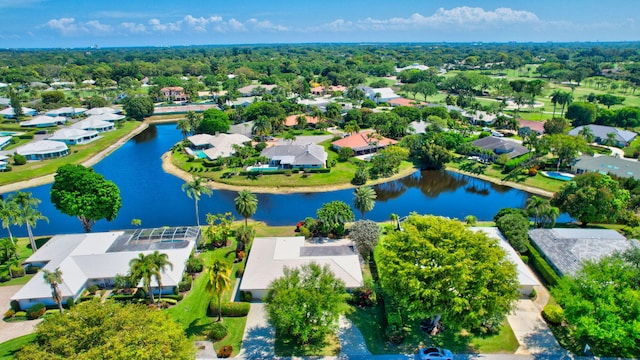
left=419, top=347, right=453, bottom=360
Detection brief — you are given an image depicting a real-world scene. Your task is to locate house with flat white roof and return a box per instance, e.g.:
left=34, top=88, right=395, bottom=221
left=11, top=227, right=200, bottom=310
left=48, top=128, right=99, bottom=145
left=260, top=144, right=327, bottom=169
left=0, top=155, right=8, bottom=171
left=16, top=140, right=69, bottom=160
left=46, top=107, right=87, bottom=117
left=240, top=237, right=363, bottom=299
left=0, top=136, right=11, bottom=150
left=0, top=106, right=37, bottom=119
left=19, top=115, right=66, bottom=128
left=85, top=113, right=125, bottom=122
left=186, top=133, right=251, bottom=160
left=84, top=107, right=121, bottom=116
left=71, top=118, right=114, bottom=132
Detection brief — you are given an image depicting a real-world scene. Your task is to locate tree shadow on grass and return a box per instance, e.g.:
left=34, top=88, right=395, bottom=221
left=185, top=318, right=214, bottom=338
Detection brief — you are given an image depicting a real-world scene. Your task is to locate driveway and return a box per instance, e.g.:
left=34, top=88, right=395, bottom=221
left=0, top=285, right=41, bottom=344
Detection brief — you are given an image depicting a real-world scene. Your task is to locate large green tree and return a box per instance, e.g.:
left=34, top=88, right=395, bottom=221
left=553, top=249, right=640, bottom=357
left=16, top=300, right=193, bottom=360
left=551, top=173, right=630, bottom=226
left=0, top=196, right=19, bottom=256
left=377, top=215, right=519, bottom=332
left=348, top=219, right=380, bottom=260
left=197, top=108, right=230, bottom=134
left=234, top=190, right=258, bottom=226
left=316, top=200, right=354, bottom=236
left=265, top=263, right=350, bottom=346
left=50, top=164, right=121, bottom=233
left=123, top=95, right=154, bottom=121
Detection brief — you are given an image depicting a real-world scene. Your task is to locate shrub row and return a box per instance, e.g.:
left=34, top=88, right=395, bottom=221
left=26, top=303, right=46, bottom=319
left=239, top=290, right=252, bottom=302
left=504, top=154, right=531, bottom=172
left=526, top=243, right=561, bottom=286
left=209, top=301, right=250, bottom=317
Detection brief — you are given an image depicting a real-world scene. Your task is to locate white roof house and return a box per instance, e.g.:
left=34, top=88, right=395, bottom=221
left=0, top=106, right=37, bottom=118
left=46, top=107, right=87, bottom=117
left=186, top=133, right=251, bottom=159
left=12, top=227, right=200, bottom=310
left=472, top=227, right=540, bottom=295
left=85, top=113, right=125, bottom=122
left=0, top=154, right=8, bottom=170
left=240, top=237, right=363, bottom=299
left=395, top=63, right=430, bottom=72
left=260, top=144, right=327, bottom=169
left=71, top=118, right=114, bottom=132
left=84, top=107, right=121, bottom=116
left=19, top=115, right=66, bottom=128
left=48, top=128, right=99, bottom=145
left=16, top=140, right=69, bottom=160
left=0, top=136, right=11, bottom=150
left=371, top=87, right=401, bottom=103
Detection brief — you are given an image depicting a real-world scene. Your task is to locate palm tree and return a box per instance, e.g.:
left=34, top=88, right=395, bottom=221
left=578, top=126, right=595, bottom=143
left=0, top=196, right=19, bottom=258
left=560, top=91, right=574, bottom=118
left=129, top=253, right=159, bottom=303
left=0, top=238, right=16, bottom=262
left=550, top=90, right=562, bottom=118
left=181, top=176, right=212, bottom=227
left=185, top=110, right=201, bottom=134
left=295, top=115, right=307, bottom=130
left=11, top=192, right=48, bottom=252
left=354, top=186, right=377, bottom=220
left=234, top=190, right=258, bottom=226
left=43, top=267, right=64, bottom=314
left=252, top=115, right=272, bottom=142
left=390, top=213, right=401, bottom=231
left=149, top=251, right=173, bottom=306
left=605, top=132, right=617, bottom=147
left=176, top=119, right=192, bottom=140
left=526, top=196, right=548, bottom=228
left=205, top=259, right=231, bottom=322
left=283, top=132, right=296, bottom=145
left=540, top=206, right=560, bottom=228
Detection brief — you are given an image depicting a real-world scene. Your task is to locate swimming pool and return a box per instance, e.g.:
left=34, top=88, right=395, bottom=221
left=0, top=131, right=17, bottom=137
left=247, top=165, right=279, bottom=172
left=192, top=150, right=207, bottom=159
left=541, top=171, right=575, bottom=181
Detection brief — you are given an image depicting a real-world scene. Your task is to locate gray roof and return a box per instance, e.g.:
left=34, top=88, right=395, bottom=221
left=471, top=136, right=530, bottom=159
left=261, top=144, right=327, bottom=166
left=573, top=155, right=640, bottom=179
left=529, top=228, right=637, bottom=276
left=568, top=125, right=637, bottom=144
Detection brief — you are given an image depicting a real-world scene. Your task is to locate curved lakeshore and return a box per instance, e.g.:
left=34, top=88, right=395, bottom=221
left=446, top=166, right=554, bottom=198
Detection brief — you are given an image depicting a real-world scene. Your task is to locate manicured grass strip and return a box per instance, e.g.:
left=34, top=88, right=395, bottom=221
left=470, top=320, right=519, bottom=353
left=0, top=334, right=36, bottom=359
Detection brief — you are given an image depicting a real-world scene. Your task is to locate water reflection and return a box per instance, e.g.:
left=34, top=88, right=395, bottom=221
left=133, top=124, right=158, bottom=143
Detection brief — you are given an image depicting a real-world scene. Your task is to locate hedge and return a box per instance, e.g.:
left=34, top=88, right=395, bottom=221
left=26, top=303, right=46, bottom=319
left=208, top=322, right=228, bottom=341
left=542, top=304, right=565, bottom=325
left=504, top=154, right=531, bottom=172
left=209, top=301, right=250, bottom=317
left=526, top=243, right=561, bottom=286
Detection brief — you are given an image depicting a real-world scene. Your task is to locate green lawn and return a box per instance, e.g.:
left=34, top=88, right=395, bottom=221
left=0, top=237, right=50, bottom=287
left=0, top=334, right=36, bottom=359
left=0, top=121, right=142, bottom=186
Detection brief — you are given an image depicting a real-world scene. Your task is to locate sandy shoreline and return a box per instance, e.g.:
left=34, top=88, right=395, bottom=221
left=0, top=122, right=149, bottom=194
left=446, top=167, right=555, bottom=198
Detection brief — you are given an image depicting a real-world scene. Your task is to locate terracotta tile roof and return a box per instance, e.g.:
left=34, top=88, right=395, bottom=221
left=331, top=130, right=398, bottom=151
left=518, top=119, right=546, bottom=134
left=284, top=114, right=320, bottom=127
left=388, top=97, right=426, bottom=107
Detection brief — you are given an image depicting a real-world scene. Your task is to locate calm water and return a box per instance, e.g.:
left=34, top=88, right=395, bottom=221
left=4, top=123, right=566, bottom=236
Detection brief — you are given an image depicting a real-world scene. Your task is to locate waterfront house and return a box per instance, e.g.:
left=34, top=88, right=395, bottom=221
left=284, top=114, right=320, bottom=128
left=83, top=107, right=122, bottom=116
left=331, top=130, right=398, bottom=156
left=71, top=118, right=115, bottom=132
left=19, top=115, right=66, bottom=128
left=572, top=155, right=640, bottom=179
left=568, top=125, right=637, bottom=147
left=471, top=136, right=529, bottom=160
left=48, top=128, right=99, bottom=145
left=260, top=144, right=327, bottom=169
left=0, top=155, right=8, bottom=171
left=84, top=112, right=126, bottom=122
left=239, top=237, right=363, bottom=299
left=16, top=140, right=69, bottom=160
left=186, top=133, right=251, bottom=160
left=11, top=227, right=200, bottom=310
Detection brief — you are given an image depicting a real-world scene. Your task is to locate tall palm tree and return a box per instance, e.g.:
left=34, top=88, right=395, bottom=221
left=181, top=176, right=212, bottom=227
left=560, top=91, right=574, bottom=118
left=43, top=267, right=64, bottom=314
left=578, top=126, right=595, bottom=143
left=252, top=115, right=272, bottom=142
left=11, top=192, right=48, bottom=252
left=0, top=196, right=19, bottom=258
left=149, top=251, right=173, bottom=306
left=129, top=253, right=159, bottom=303
left=176, top=119, right=192, bottom=140
left=550, top=90, right=562, bottom=118
left=540, top=206, right=560, bottom=228
left=185, top=110, right=201, bottom=134
left=205, top=259, right=231, bottom=322
left=526, top=196, right=548, bottom=228
left=353, top=186, right=377, bottom=220
left=234, top=190, right=258, bottom=226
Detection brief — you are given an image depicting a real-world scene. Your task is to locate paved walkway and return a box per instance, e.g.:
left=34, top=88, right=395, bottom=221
left=0, top=285, right=42, bottom=344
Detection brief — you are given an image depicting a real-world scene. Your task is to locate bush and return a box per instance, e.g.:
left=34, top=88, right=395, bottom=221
left=349, top=287, right=375, bottom=308
left=87, top=284, right=99, bottom=295
left=526, top=244, right=561, bottom=286
left=26, top=303, right=46, bottom=319
left=235, top=263, right=245, bottom=278
left=217, top=345, right=233, bottom=358
left=160, top=298, right=178, bottom=305
left=13, top=154, right=27, bottom=166
left=185, top=256, right=203, bottom=273
left=209, top=301, right=250, bottom=317
left=504, top=155, right=531, bottom=172
left=162, top=294, right=184, bottom=301
left=529, top=288, right=537, bottom=300
left=135, top=288, right=147, bottom=299
left=0, top=274, right=11, bottom=283
left=542, top=304, right=565, bottom=325
left=10, top=300, right=21, bottom=312
left=520, top=255, right=529, bottom=264
left=18, top=133, right=34, bottom=140
left=208, top=322, right=228, bottom=341
left=65, top=297, right=75, bottom=309
left=15, top=311, right=26, bottom=318
left=178, top=277, right=192, bottom=292
left=4, top=309, right=15, bottom=319
left=240, top=291, right=253, bottom=302
left=10, top=266, right=25, bottom=278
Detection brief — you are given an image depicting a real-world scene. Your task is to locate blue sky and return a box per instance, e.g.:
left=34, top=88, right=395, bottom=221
left=0, top=0, right=638, bottom=48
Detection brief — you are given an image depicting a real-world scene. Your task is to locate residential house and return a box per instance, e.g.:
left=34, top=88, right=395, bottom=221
left=46, top=107, right=87, bottom=117
left=11, top=227, right=200, bottom=310
left=518, top=119, right=546, bottom=135
left=84, top=113, right=125, bottom=122
left=260, top=144, right=327, bottom=169
left=19, top=115, right=66, bottom=128
left=160, top=86, right=189, bottom=102
left=388, top=97, right=426, bottom=107
left=239, top=237, right=363, bottom=299
left=395, top=63, right=429, bottom=72
left=16, top=140, right=69, bottom=160
left=0, top=136, right=12, bottom=150
left=471, top=136, right=529, bottom=160
left=0, top=107, right=37, bottom=119
left=572, top=155, right=640, bottom=179
left=0, top=155, right=8, bottom=171
left=84, top=107, right=121, bottom=116
left=528, top=228, right=637, bottom=276
left=284, top=114, right=320, bottom=128
left=568, top=125, right=637, bottom=147
left=331, top=130, right=398, bottom=156
left=48, top=128, right=99, bottom=145
left=237, top=84, right=277, bottom=97
left=371, top=87, right=400, bottom=103
left=71, top=118, right=114, bottom=132
left=310, top=85, right=347, bottom=96
left=226, top=97, right=256, bottom=107
left=186, top=133, right=251, bottom=160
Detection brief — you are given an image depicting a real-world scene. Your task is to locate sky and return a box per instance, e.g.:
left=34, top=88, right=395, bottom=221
left=0, top=0, right=638, bottom=48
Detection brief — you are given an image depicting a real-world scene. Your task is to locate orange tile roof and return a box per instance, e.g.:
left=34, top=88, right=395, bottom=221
left=518, top=119, right=546, bottom=134
left=331, top=130, right=398, bottom=150
left=285, top=114, right=320, bottom=127
left=388, top=97, right=426, bottom=107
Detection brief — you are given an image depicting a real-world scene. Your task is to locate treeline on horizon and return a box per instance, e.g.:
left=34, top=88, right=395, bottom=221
left=1, top=42, right=640, bottom=87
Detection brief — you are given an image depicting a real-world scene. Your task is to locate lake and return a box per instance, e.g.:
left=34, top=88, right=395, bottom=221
left=4, top=123, right=566, bottom=236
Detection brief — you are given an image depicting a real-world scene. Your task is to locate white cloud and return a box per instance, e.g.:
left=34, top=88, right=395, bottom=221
left=121, top=22, right=146, bottom=34
left=148, top=18, right=181, bottom=32
left=43, top=18, right=112, bottom=36
left=44, top=18, right=78, bottom=36
left=183, top=15, right=222, bottom=32
left=246, top=18, right=288, bottom=32
left=226, top=18, right=247, bottom=32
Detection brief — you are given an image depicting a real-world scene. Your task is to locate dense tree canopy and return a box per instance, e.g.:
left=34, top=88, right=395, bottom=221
left=316, top=200, right=354, bottom=236
left=197, top=108, right=230, bottom=134
left=123, top=95, right=154, bottom=121
left=50, top=164, right=122, bottom=232
left=377, top=215, right=519, bottom=331
left=16, top=300, right=193, bottom=360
